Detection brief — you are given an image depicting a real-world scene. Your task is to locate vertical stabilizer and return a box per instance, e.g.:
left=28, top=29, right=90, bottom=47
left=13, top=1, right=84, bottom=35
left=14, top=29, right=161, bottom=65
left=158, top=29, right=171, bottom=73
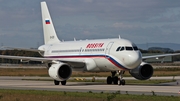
left=41, top=1, right=60, bottom=44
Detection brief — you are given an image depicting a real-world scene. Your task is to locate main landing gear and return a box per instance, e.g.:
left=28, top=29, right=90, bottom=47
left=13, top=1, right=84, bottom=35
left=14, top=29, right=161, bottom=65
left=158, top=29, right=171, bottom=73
left=54, top=80, right=67, bottom=85
left=106, top=70, right=126, bottom=85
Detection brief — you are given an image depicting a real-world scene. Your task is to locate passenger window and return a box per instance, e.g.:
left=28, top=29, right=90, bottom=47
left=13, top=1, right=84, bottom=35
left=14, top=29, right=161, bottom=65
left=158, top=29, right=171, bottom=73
left=126, top=47, right=133, bottom=51
left=116, top=47, right=121, bottom=51
left=120, top=47, right=124, bottom=51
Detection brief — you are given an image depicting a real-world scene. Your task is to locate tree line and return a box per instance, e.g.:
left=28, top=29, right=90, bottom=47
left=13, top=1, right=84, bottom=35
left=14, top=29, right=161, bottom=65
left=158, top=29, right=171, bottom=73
left=0, top=50, right=42, bottom=64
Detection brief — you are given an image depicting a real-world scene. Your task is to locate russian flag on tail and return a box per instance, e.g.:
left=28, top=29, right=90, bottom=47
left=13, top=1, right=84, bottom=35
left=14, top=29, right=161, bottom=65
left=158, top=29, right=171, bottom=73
left=45, top=19, right=50, bottom=24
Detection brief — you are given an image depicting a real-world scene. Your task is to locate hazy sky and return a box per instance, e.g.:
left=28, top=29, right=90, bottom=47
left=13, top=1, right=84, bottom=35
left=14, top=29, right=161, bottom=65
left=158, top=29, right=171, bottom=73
left=0, top=0, right=180, bottom=48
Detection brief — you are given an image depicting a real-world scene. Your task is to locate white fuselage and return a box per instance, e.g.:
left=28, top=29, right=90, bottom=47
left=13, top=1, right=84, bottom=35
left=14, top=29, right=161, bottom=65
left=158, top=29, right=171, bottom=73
left=39, top=2, right=142, bottom=72
left=39, top=38, right=142, bottom=72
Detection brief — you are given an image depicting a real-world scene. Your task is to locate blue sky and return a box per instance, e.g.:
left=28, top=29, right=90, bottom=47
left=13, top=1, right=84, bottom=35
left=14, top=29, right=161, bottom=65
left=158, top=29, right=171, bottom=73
left=0, top=0, right=180, bottom=48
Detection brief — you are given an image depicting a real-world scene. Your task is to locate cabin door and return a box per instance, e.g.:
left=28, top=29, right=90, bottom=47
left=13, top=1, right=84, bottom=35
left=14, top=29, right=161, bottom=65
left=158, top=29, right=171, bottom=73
left=105, top=42, right=114, bottom=56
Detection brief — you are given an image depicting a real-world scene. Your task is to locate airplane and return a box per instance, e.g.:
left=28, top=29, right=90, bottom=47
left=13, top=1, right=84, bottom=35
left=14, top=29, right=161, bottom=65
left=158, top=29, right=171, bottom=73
left=0, top=1, right=180, bottom=86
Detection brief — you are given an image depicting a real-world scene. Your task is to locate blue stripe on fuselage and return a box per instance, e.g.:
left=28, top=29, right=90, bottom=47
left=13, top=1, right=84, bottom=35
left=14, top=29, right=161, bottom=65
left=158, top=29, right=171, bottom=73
left=45, top=55, right=129, bottom=70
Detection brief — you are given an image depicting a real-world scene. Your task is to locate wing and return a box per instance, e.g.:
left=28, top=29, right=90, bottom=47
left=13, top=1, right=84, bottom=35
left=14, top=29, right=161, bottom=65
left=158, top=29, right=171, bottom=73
left=0, top=55, right=86, bottom=68
left=142, top=53, right=180, bottom=60
left=0, top=47, right=85, bottom=68
left=0, top=55, right=52, bottom=62
left=1, top=46, right=43, bottom=52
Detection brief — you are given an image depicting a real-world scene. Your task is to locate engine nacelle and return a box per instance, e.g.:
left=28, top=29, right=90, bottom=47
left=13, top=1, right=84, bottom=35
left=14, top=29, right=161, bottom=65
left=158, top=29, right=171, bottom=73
left=129, top=62, right=153, bottom=80
left=48, top=62, right=72, bottom=81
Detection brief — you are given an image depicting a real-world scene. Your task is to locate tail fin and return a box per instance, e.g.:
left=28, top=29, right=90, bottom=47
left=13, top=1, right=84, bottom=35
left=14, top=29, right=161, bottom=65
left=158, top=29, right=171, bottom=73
left=41, top=1, right=60, bottom=44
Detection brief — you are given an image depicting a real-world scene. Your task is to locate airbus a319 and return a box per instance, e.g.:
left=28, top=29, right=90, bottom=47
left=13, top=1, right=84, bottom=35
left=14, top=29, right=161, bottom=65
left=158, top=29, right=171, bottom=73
left=0, top=1, right=180, bottom=86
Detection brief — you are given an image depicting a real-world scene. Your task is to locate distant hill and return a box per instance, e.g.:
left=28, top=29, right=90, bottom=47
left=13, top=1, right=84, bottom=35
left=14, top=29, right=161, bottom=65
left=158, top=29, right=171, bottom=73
left=137, top=43, right=180, bottom=51
left=148, top=47, right=174, bottom=53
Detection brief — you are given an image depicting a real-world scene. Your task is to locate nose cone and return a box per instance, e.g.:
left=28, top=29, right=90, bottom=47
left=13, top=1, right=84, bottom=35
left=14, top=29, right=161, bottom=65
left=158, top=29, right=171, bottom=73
left=124, top=52, right=142, bottom=69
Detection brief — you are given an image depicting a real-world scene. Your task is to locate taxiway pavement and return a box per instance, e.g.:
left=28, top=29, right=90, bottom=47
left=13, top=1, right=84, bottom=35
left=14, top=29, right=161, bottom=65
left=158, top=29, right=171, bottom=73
left=0, top=76, right=180, bottom=96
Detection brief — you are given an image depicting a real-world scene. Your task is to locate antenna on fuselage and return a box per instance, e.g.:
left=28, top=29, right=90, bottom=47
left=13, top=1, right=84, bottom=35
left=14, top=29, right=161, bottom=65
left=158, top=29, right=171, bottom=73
left=118, top=35, right=121, bottom=39
left=74, top=38, right=76, bottom=41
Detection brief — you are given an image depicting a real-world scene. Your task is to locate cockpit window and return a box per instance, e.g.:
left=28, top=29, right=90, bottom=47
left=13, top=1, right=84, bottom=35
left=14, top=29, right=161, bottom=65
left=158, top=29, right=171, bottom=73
left=120, top=47, right=124, bottom=51
left=116, top=45, right=138, bottom=52
left=125, top=47, right=133, bottom=51
left=133, top=46, right=138, bottom=50
left=116, top=47, right=121, bottom=51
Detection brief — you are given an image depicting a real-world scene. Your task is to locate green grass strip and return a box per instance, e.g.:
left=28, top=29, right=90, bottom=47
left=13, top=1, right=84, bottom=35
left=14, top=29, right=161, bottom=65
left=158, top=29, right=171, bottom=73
left=0, top=89, right=179, bottom=101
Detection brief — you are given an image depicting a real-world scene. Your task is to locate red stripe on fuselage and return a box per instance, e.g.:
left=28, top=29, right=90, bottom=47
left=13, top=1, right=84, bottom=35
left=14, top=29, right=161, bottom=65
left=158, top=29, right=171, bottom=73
left=45, top=55, right=128, bottom=70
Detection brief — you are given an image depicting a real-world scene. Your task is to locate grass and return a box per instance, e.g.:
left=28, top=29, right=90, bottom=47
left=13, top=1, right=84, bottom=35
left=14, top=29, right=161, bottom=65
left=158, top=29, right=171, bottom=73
left=0, top=66, right=177, bottom=86
left=0, top=89, right=179, bottom=101
left=0, top=64, right=179, bottom=100
left=0, top=67, right=180, bottom=77
left=0, top=68, right=48, bottom=76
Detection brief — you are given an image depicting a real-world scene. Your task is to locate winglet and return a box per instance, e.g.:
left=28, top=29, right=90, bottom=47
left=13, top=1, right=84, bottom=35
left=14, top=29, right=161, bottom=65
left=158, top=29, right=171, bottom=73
left=41, top=1, right=60, bottom=44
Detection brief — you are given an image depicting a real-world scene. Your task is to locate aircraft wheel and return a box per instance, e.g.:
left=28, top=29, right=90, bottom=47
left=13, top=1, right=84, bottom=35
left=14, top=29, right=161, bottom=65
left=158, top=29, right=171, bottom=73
left=113, top=76, right=118, bottom=84
left=121, top=79, right=125, bottom=85
left=61, top=80, right=66, bottom=85
left=54, top=80, right=60, bottom=85
left=107, top=76, right=112, bottom=84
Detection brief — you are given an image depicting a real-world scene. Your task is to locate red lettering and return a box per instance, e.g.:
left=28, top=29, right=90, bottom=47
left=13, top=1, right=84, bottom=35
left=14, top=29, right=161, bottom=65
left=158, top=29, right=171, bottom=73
left=91, top=44, right=94, bottom=48
left=94, top=43, right=98, bottom=48
left=99, top=43, right=104, bottom=47
left=92, top=43, right=95, bottom=48
left=86, top=44, right=91, bottom=48
left=86, top=43, right=104, bottom=48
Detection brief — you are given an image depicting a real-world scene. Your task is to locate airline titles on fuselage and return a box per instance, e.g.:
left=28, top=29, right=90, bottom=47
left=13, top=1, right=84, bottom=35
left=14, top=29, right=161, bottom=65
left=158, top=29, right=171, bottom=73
left=51, top=43, right=105, bottom=53
left=86, top=43, right=104, bottom=48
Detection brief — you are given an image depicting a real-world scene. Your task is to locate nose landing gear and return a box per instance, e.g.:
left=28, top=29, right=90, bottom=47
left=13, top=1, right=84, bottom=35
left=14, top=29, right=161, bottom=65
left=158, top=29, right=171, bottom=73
left=118, top=70, right=125, bottom=85
left=106, top=70, right=126, bottom=85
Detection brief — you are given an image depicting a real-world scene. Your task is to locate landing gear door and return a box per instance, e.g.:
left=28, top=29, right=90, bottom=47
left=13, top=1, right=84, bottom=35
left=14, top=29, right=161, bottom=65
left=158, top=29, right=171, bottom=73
left=105, top=42, right=114, bottom=56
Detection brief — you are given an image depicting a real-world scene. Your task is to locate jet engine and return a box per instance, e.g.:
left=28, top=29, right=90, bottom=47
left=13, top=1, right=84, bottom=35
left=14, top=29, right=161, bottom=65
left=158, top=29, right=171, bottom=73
left=48, top=62, right=72, bottom=81
left=129, top=62, right=153, bottom=80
